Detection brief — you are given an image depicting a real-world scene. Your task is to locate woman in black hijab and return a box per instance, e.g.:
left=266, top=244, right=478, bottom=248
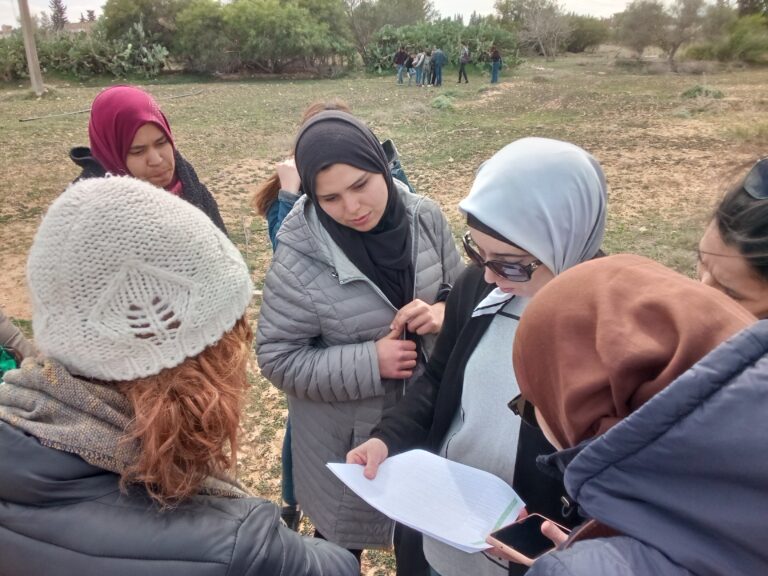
left=295, top=111, right=415, bottom=310
left=256, top=111, right=463, bottom=574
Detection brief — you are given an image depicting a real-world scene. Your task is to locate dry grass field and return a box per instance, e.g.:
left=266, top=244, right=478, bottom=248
left=2, top=52, right=768, bottom=574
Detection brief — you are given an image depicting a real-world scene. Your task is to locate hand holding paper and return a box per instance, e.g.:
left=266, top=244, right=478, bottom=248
left=328, top=449, right=525, bottom=553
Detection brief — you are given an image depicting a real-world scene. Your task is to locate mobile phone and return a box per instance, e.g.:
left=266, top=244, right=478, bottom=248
left=485, top=513, right=568, bottom=565
left=381, top=139, right=399, bottom=166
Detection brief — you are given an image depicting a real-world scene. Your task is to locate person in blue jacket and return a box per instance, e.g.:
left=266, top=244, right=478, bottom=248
left=431, top=47, right=447, bottom=86
left=510, top=254, right=768, bottom=576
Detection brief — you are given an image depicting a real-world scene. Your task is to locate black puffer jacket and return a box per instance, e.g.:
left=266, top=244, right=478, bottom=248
left=0, top=421, right=358, bottom=576
left=70, top=147, right=228, bottom=235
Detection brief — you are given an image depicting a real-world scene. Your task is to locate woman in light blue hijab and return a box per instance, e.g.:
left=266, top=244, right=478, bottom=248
left=348, top=137, right=608, bottom=576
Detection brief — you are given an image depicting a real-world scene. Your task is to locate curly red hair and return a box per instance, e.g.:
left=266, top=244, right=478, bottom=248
left=117, top=315, right=253, bottom=507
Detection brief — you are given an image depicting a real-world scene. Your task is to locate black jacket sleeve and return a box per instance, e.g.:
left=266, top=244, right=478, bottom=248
left=175, top=151, right=228, bottom=236
left=371, top=266, right=485, bottom=455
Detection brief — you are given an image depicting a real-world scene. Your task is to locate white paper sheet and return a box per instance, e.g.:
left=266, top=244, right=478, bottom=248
left=328, top=449, right=525, bottom=553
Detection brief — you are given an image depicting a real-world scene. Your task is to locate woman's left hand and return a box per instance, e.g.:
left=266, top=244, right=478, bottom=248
left=390, top=299, right=446, bottom=335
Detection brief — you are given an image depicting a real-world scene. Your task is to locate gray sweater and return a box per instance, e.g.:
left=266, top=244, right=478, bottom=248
left=256, top=184, right=463, bottom=549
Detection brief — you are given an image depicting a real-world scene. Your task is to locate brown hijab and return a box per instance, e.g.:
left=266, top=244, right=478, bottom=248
left=513, top=254, right=755, bottom=449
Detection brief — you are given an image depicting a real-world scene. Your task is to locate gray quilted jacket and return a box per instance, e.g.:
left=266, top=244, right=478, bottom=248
left=256, top=184, right=463, bottom=549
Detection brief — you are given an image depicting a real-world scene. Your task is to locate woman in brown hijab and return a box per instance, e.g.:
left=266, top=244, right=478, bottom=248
left=509, top=254, right=768, bottom=576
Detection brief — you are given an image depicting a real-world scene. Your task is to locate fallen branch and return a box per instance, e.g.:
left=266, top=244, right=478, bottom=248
left=19, top=89, right=206, bottom=122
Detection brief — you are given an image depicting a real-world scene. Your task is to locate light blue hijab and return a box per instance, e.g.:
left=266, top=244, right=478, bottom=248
left=459, top=137, right=607, bottom=275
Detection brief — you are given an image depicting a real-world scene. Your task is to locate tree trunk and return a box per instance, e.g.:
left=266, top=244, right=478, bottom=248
left=668, top=44, right=680, bottom=73
left=538, top=38, right=548, bottom=60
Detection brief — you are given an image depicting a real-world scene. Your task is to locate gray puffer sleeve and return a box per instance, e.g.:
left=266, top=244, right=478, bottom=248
left=256, top=258, right=385, bottom=403
left=233, top=499, right=359, bottom=576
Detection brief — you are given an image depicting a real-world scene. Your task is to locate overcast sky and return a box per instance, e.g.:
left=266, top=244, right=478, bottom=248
left=1, top=1, right=100, bottom=27
left=1, top=0, right=631, bottom=28
left=433, top=0, right=632, bottom=19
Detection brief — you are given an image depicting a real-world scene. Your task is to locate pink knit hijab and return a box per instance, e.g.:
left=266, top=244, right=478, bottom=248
left=88, top=86, right=181, bottom=194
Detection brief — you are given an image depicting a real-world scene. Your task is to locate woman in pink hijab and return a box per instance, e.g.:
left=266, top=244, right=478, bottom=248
left=70, top=85, right=227, bottom=234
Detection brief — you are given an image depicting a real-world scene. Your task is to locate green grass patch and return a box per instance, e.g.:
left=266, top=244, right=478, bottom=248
left=431, top=94, right=454, bottom=110
left=681, top=84, right=724, bottom=99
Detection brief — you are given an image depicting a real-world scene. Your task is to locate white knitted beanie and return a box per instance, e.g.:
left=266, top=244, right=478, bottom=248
left=27, top=176, right=253, bottom=382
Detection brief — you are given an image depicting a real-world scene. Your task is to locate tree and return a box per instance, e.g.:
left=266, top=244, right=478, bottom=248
left=616, top=0, right=667, bottom=58
left=49, top=0, right=68, bottom=32
left=175, top=0, right=232, bottom=71
left=37, top=11, right=52, bottom=32
left=224, top=0, right=340, bottom=72
left=517, top=0, right=571, bottom=60
left=737, top=0, right=768, bottom=16
left=494, top=0, right=526, bottom=26
left=703, top=0, right=737, bottom=38
left=102, top=0, right=190, bottom=46
left=297, top=0, right=352, bottom=46
left=87, top=10, right=97, bottom=22
left=565, top=14, right=609, bottom=52
left=660, top=0, right=704, bottom=71
left=344, top=0, right=433, bottom=61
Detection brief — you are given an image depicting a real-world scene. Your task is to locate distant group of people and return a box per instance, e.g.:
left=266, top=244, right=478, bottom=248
left=1, top=83, right=768, bottom=576
left=392, top=44, right=503, bottom=86
left=394, top=45, right=446, bottom=87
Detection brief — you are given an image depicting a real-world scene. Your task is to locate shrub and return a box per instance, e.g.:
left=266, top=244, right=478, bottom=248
left=681, top=84, right=724, bottom=98
left=0, top=32, right=27, bottom=81
left=12, top=20, right=169, bottom=80
left=684, top=14, right=768, bottom=63
left=174, top=0, right=235, bottom=73
left=431, top=94, right=454, bottom=109
left=723, top=14, right=768, bottom=63
left=566, top=15, right=610, bottom=53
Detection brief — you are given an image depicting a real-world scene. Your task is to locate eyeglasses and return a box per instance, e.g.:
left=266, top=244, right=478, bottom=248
left=508, top=393, right=539, bottom=429
left=462, top=232, right=541, bottom=282
left=744, top=157, right=768, bottom=200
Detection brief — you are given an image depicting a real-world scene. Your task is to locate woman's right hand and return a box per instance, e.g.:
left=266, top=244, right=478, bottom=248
left=347, top=438, right=389, bottom=479
left=276, top=158, right=301, bottom=193
left=375, top=327, right=417, bottom=380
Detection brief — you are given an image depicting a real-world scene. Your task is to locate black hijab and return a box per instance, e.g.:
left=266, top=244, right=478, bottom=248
left=295, top=111, right=414, bottom=309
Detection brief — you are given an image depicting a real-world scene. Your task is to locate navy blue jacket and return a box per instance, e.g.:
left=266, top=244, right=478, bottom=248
left=529, top=320, right=768, bottom=575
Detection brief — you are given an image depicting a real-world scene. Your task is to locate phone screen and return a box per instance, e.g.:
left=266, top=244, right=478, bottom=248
left=489, top=515, right=554, bottom=559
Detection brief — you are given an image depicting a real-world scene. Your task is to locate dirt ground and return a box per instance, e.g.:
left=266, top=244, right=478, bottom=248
left=2, top=54, right=768, bottom=575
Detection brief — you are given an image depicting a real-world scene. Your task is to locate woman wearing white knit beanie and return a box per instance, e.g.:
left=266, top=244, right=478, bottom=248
left=0, top=176, right=358, bottom=576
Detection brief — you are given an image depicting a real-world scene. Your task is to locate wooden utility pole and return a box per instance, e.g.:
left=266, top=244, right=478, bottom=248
left=18, top=0, right=45, bottom=96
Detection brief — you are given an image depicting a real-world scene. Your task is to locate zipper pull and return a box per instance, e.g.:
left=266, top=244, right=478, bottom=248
left=330, top=270, right=339, bottom=279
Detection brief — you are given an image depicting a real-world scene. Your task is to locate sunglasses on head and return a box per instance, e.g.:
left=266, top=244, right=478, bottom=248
left=462, top=232, right=541, bottom=282
left=744, top=157, right=768, bottom=200
left=508, top=393, right=539, bottom=429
